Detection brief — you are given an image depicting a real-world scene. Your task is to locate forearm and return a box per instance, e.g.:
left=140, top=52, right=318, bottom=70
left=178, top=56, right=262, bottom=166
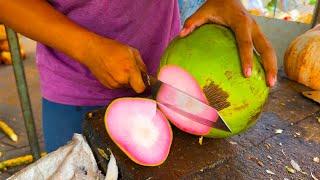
left=0, top=0, right=101, bottom=64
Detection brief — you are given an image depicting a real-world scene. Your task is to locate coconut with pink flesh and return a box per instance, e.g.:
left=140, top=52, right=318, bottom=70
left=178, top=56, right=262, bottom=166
left=104, top=98, right=172, bottom=166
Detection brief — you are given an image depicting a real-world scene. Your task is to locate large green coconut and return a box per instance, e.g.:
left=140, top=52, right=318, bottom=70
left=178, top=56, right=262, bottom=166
left=159, top=24, right=269, bottom=138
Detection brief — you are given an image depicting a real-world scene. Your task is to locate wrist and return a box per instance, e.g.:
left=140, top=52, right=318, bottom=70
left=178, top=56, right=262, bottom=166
left=68, top=30, right=114, bottom=67
left=64, top=31, right=97, bottom=66
left=79, top=33, right=122, bottom=67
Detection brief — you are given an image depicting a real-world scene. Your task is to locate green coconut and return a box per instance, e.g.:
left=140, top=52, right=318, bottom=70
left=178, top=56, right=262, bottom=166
left=159, top=24, right=269, bottom=138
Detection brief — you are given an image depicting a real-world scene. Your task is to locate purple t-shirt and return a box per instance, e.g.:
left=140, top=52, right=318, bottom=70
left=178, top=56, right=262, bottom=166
left=36, top=0, right=181, bottom=106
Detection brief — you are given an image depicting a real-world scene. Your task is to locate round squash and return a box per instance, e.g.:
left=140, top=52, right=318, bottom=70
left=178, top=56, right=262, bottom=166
left=284, top=29, right=320, bottom=90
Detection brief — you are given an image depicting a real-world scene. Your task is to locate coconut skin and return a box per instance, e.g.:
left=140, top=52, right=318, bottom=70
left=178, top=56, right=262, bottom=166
left=159, top=24, right=269, bottom=138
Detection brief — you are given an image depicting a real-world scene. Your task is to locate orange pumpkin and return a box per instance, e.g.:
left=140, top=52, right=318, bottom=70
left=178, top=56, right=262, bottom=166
left=284, top=28, right=320, bottom=90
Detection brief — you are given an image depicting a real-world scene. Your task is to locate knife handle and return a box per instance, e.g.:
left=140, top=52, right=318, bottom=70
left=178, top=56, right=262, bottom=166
left=141, top=71, right=151, bottom=87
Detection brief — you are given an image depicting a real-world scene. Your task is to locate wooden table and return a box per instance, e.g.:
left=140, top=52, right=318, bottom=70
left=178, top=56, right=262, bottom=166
left=83, top=71, right=320, bottom=179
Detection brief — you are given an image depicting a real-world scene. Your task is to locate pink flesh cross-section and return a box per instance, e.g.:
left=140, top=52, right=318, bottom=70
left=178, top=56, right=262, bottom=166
left=156, top=65, right=217, bottom=135
left=105, top=98, right=172, bottom=166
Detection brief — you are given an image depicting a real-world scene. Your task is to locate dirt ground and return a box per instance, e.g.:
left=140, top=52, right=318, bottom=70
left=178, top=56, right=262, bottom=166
left=0, top=37, right=44, bottom=179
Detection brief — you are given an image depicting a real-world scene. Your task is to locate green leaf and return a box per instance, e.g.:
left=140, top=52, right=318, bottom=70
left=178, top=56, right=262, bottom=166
left=267, top=0, right=277, bottom=12
left=309, top=0, right=317, bottom=5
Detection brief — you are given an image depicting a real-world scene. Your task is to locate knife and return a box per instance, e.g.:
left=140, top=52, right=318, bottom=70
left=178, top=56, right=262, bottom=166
left=141, top=72, right=232, bottom=132
left=302, top=91, right=320, bottom=104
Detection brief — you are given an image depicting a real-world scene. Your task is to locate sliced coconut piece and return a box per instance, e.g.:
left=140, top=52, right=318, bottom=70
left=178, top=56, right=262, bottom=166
left=104, top=98, right=172, bottom=166
left=156, top=65, right=215, bottom=135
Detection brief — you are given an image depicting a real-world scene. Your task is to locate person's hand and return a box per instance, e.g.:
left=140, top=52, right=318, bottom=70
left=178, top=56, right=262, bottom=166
left=82, top=37, right=147, bottom=93
left=180, top=0, right=277, bottom=87
left=1, top=1, right=147, bottom=91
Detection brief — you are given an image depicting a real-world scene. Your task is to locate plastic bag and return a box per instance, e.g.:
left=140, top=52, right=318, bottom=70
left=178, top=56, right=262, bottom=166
left=8, top=134, right=117, bottom=180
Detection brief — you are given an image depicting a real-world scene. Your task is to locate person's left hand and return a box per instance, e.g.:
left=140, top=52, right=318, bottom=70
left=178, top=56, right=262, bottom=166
left=180, top=0, right=277, bottom=87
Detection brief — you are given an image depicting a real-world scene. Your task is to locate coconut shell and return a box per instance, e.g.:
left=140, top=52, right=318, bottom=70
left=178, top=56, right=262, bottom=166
left=160, top=24, right=269, bottom=138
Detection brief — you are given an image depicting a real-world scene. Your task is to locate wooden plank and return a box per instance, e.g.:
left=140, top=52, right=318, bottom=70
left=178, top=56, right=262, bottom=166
left=82, top=74, right=320, bottom=179
left=312, top=0, right=320, bottom=27
left=188, top=115, right=320, bottom=179
left=83, top=111, right=241, bottom=179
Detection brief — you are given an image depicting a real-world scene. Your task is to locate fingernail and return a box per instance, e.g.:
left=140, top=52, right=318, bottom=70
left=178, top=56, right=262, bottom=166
left=180, top=29, right=187, bottom=37
left=245, top=67, right=252, bottom=77
left=269, top=77, right=276, bottom=87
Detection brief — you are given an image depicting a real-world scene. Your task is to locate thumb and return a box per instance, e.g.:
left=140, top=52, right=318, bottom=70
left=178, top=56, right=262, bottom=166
left=180, top=10, right=209, bottom=37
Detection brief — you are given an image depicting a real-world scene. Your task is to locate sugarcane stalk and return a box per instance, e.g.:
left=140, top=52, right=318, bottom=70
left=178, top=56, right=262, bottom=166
left=0, top=120, right=18, bottom=142
left=0, top=153, right=47, bottom=171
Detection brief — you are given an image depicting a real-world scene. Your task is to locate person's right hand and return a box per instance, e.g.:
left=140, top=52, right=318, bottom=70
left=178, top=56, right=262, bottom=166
left=82, top=37, right=147, bottom=93
left=0, top=1, right=146, bottom=92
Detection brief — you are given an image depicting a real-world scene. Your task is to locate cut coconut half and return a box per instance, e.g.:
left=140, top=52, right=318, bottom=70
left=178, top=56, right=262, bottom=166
left=156, top=65, right=214, bottom=135
left=104, top=98, right=172, bottom=166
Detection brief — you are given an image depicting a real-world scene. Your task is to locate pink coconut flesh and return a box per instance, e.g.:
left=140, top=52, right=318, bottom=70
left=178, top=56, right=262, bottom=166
left=156, top=65, right=217, bottom=135
left=105, top=98, right=172, bottom=166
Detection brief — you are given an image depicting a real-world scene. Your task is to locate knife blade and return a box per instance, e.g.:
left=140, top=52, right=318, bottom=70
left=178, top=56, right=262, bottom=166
left=302, top=91, right=320, bottom=104
left=141, top=72, right=232, bottom=132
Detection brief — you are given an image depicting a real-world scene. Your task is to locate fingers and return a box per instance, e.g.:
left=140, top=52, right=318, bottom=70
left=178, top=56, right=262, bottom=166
left=97, top=77, right=114, bottom=89
left=252, top=22, right=278, bottom=87
left=132, top=48, right=147, bottom=72
left=98, top=72, right=121, bottom=89
left=129, top=64, right=146, bottom=93
left=232, top=19, right=254, bottom=78
left=180, top=8, right=209, bottom=37
left=120, top=48, right=147, bottom=93
left=94, top=43, right=147, bottom=93
left=126, top=48, right=146, bottom=93
left=103, top=47, right=146, bottom=93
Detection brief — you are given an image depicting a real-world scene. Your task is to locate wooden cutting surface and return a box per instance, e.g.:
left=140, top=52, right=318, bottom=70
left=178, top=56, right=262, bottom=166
left=83, top=71, right=320, bottom=180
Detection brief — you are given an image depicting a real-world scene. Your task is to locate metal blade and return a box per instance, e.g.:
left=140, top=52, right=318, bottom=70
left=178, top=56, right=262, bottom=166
left=142, top=72, right=232, bottom=132
left=159, top=102, right=231, bottom=132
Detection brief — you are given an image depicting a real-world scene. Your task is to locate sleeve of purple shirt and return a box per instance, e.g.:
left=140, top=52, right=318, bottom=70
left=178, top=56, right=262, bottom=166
left=36, top=0, right=181, bottom=106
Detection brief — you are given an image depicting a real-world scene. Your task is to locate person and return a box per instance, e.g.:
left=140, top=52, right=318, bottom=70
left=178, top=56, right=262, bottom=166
left=0, top=0, right=277, bottom=152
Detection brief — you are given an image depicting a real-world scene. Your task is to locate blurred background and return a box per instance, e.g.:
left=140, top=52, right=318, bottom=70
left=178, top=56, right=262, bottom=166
left=179, top=0, right=317, bottom=24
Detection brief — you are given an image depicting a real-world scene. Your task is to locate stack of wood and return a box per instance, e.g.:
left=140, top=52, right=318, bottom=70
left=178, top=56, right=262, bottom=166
left=0, top=24, right=26, bottom=65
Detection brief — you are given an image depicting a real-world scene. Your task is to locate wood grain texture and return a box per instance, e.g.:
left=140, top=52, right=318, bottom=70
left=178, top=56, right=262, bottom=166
left=83, top=71, right=320, bottom=179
